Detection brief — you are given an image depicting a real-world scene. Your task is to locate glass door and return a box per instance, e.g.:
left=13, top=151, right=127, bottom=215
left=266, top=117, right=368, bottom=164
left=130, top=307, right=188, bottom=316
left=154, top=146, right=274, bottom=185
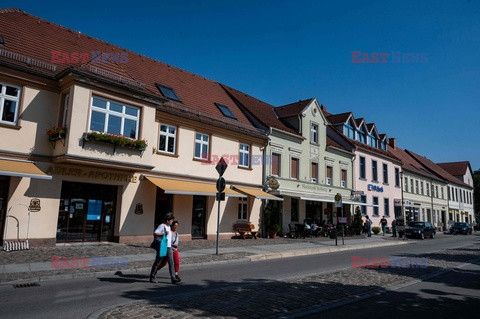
left=191, top=196, right=206, bottom=239
left=57, top=181, right=117, bottom=242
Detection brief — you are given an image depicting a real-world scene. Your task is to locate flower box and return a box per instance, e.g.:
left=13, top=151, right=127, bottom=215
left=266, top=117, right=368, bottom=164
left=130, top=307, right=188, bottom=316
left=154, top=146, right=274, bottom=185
left=82, top=132, right=148, bottom=152
left=46, top=126, right=67, bottom=141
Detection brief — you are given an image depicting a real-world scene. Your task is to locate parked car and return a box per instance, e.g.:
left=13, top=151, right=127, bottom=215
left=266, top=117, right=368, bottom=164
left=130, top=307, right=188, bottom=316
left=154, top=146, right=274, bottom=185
left=449, top=222, right=473, bottom=235
left=404, top=221, right=436, bottom=239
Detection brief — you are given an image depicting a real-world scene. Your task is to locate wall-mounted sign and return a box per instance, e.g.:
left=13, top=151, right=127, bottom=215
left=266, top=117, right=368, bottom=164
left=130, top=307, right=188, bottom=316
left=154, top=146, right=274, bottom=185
left=29, top=198, right=41, bottom=212
left=367, top=184, right=384, bottom=192
left=134, top=203, right=143, bottom=215
left=337, top=217, right=348, bottom=224
left=46, top=166, right=138, bottom=183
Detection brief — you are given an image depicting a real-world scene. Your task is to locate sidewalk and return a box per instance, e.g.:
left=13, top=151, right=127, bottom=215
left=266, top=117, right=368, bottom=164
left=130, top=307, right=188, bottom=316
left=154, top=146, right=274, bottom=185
left=0, top=234, right=407, bottom=284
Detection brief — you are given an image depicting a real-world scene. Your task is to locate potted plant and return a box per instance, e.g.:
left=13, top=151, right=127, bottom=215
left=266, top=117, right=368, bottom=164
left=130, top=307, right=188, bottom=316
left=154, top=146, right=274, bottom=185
left=46, top=126, right=67, bottom=141
left=372, top=226, right=381, bottom=235
left=268, top=223, right=281, bottom=239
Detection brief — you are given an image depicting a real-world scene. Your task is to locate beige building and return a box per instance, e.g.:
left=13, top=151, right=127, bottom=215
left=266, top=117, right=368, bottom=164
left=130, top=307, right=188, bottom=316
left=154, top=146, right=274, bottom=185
left=0, top=9, right=274, bottom=246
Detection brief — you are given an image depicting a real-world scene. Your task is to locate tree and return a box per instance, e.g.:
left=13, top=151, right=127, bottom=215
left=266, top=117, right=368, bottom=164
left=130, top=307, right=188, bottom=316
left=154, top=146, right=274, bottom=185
left=474, top=169, right=480, bottom=222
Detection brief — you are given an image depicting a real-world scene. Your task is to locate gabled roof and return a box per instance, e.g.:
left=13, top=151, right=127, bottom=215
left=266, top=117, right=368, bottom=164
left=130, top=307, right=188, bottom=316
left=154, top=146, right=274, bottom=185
left=355, top=118, right=365, bottom=128
left=274, top=99, right=315, bottom=118
left=221, top=85, right=298, bottom=135
left=326, top=112, right=353, bottom=125
left=0, top=8, right=263, bottom=136
left=437, top=161, right=472, bottom=178
left=406, top=150, right=472, bottom=188
left=378, top=134, right=387, bottom=141
left=366, top=123, right=379, bottom=137
left=387, top=146, right=442, bottom=181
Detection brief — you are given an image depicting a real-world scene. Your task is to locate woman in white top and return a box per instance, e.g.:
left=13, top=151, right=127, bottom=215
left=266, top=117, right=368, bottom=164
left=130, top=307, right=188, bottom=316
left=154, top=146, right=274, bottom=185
left=157, top=220, right=181, bottom=282
left=149, top=213, right=179, bottom=284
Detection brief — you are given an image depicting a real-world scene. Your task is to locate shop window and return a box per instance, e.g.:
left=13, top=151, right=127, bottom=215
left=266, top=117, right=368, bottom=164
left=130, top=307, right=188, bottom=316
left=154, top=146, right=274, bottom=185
left=0, top=82, right=21, bottom=125
left=291, top=198, right=298, bottom=222
left=361, top=195, right=367, bottom=215
left=89, top=96, right=140, bottom=138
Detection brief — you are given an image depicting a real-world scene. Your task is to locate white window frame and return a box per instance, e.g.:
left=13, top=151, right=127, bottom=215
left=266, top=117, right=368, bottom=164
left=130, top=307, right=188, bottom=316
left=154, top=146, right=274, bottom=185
left=61, top=93, right=70, bottom=127
left=194, top=132, right=210, bottom=160
left=239, top=143, right=250, bottom=168
left=89, top=96, right=140, bottom=138
left=341, top=169, right=347, bottom=188
left=310, top=123, right=318, bottom=144
left=159, top=124, right=177, bottom=154
left=0, top=82, right=21, bottom=125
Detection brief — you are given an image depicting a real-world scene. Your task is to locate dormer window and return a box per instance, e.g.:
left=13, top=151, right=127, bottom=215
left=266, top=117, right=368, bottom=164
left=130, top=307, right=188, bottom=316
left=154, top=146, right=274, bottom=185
left=344, top=122, right=354, bottom=139
left=381, top=140, right=387, bottom=150
left=215, top=103, right=236, bottom=119
left=155, top=83, right=181, bottom=102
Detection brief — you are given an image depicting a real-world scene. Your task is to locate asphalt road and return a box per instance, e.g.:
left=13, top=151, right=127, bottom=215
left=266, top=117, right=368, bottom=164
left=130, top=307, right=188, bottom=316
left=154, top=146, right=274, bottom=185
left=0, top=234, right=477, bottom=319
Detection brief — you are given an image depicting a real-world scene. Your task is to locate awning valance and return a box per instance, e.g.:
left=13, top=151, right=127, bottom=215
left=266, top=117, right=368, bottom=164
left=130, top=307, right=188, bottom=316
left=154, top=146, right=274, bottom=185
left=231, top=186, right=283, bottom=201
left=145, top=176, right=245, bottom=197
left=300, top=197, right=334, bottom=202
left=0, top=158, right=52, bottom=180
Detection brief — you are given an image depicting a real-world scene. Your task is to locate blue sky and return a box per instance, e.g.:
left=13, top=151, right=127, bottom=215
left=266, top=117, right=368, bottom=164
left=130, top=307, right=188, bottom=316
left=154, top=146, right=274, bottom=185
left=5, top=0, right=480, bottom=170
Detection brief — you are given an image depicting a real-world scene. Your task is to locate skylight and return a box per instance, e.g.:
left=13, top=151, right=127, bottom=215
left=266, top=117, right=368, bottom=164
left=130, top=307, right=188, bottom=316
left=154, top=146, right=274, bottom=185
left=155, top=83, right=181, bottom=102
left=215, top=103, right=237, bottom=119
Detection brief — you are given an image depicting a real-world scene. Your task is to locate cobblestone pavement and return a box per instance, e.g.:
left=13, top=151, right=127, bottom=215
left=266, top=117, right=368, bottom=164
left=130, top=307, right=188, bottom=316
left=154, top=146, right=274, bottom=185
left=1, top=235, right=368, bottom=264
left=93, top=244, right=480, bottom=319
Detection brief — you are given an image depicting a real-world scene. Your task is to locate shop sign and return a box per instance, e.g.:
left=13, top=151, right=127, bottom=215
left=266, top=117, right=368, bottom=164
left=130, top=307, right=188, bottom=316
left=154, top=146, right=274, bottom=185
left=338, top=217, right=348, bottom=224
left=29, top=198, right=41, bottom=212
left=46, top=166, right=137, bottom=183
left=367, top=184, right=383, bottom=192
left=301, top=183, right=329, bottom=192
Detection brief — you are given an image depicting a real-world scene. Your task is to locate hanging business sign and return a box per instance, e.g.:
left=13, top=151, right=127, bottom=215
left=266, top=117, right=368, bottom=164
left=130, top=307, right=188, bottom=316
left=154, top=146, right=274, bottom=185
left=29, top=198, right=41, bottom=212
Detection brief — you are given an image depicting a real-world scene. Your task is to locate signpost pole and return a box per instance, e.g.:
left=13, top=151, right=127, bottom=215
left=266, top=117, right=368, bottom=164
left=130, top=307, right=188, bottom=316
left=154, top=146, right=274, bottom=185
left=215, top=157, right=228, bottom=255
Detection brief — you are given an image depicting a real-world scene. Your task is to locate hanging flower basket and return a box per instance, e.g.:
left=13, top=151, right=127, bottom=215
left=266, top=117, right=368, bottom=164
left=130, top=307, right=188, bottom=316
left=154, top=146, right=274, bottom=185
left=46, top=126, right=67, bottom=141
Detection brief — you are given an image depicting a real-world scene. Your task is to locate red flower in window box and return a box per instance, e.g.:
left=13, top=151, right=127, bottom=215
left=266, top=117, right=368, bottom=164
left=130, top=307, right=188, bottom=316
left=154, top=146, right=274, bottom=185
left=46, top=126, right=67, bottom=141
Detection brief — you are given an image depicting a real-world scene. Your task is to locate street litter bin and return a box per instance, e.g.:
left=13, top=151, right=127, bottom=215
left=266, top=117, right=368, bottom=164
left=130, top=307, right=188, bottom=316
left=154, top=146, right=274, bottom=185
left=329, top=229, right=337, bottom=239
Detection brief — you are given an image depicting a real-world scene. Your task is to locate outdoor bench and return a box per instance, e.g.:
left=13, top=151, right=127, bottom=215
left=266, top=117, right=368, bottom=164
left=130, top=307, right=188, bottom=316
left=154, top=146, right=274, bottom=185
left=233, top=223, right=258, bottom=239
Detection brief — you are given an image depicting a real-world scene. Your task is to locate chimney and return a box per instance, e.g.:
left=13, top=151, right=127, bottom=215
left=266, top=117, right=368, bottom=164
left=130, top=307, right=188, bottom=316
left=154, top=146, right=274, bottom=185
left=388, top=137, right=396, bottom=149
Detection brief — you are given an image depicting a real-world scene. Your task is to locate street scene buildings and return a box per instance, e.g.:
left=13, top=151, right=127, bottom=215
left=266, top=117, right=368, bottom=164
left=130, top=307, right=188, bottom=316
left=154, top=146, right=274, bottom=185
left=0, top=8, right=476, bottom=247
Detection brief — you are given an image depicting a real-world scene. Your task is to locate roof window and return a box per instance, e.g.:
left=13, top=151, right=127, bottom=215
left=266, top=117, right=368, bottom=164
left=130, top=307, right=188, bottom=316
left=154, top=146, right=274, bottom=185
left=215, top=103, right=236, bottom=119
left=155, top=83, right=181, bottom=102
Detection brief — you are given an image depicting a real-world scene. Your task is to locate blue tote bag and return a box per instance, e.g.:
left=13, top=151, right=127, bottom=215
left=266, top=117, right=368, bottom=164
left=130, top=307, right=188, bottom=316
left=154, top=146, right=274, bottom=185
left=159, top=234, right=168, bottom=257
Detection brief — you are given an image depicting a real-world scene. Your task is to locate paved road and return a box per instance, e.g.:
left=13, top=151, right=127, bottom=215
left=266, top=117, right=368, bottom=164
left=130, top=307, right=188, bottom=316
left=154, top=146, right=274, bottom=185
left=0, top=234, right=477, bottom=319
left=309, top=259, right=480, bottom=319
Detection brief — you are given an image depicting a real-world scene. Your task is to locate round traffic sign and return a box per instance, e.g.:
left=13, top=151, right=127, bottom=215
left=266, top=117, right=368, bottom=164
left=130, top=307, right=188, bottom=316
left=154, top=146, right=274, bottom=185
left=335, top=193, right=342, bottom=201
left=216, top=177, right=226, bottom=192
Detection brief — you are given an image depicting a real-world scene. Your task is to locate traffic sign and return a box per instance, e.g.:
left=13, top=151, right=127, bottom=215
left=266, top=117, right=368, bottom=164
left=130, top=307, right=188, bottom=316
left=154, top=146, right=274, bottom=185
left=335, top=193, right=342, bottom=208
left=215, top=157, right=228, bottom=176
left=216, top=177, right=226, bottom=192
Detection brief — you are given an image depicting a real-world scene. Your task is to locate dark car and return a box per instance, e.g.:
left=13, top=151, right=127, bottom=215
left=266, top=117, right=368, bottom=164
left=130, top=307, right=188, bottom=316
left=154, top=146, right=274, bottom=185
left=405, top=221, right=436, bottom=239
left=449, top=222, right=473, bottom=235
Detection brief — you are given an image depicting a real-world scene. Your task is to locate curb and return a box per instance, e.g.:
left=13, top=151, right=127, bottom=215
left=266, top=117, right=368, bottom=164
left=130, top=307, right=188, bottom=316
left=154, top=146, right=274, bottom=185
left=0, top=240, right=406, bottom=285
left=248, top=240, right=409, bottom=261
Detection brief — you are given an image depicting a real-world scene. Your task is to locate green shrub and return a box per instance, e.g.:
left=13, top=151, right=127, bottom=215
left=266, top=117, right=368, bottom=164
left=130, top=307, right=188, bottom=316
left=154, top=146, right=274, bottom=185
left=371, top=226, right=381, bottom=235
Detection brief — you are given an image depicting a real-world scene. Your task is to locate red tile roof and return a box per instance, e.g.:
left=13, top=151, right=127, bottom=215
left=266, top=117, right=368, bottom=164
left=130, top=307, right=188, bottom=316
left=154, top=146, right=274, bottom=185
left=0, top=8, right=264, bottom=137
left=326, top=112, right=352, bottom=125
left=437, top=161, right=471, bottom=177
left=221, top=85, right=298, bottom=135
left=354, top=118, right=365, bottom=127
left=387, top=146, right=441, bottom=181
left=275, top=99, right=314, bottom=118
left=406, top=150, right=472, bottom=188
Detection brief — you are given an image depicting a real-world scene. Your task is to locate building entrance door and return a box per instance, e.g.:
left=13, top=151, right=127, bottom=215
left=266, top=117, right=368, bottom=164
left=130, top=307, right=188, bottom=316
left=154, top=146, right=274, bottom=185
left=191, top=196, right=206, bottom=239
left=0, top=176, right=10, bottom=246
left=56, top=181, right=117, bottom=242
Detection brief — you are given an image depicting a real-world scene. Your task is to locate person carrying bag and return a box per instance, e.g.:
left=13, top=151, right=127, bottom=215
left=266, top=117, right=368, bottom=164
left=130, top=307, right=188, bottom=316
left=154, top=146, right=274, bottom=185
left=149, top=213, right=179, bottom=284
